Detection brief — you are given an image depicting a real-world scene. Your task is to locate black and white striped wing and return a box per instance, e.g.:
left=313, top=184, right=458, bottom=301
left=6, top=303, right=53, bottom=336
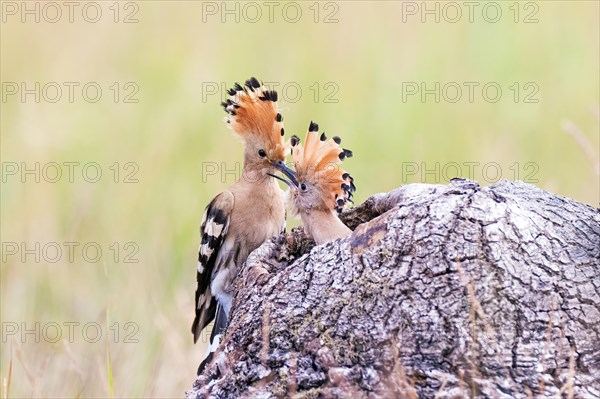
left=191, top=191, right=234, bottom=343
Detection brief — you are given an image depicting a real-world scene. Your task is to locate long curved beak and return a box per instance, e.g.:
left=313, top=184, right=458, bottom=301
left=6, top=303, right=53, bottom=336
left=269, top=161, right=298, bottom=188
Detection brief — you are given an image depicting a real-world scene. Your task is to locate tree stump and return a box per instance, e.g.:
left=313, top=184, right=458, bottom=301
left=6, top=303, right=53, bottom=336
left=187, top=179, right=600, bottom=399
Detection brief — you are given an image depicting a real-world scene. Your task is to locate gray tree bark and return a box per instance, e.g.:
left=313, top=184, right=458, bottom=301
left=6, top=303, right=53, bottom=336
left=187, top=179, right=600, bottom=399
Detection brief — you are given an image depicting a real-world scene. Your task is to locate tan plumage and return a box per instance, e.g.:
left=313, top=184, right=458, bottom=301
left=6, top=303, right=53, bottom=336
left=286, top=122, right=356, bottom=245
left=192, top=77, right=289, bottom=374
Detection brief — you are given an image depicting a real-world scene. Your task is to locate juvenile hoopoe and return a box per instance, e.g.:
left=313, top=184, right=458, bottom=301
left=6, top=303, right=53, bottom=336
left=279, top=121, right=356, bottom=245
left=191, top=77, right=292, bottom=374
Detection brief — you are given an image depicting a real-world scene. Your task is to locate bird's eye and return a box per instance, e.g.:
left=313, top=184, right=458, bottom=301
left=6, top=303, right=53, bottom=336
left=300, top=183, right=307, bottom=191
left=258, top=149, right=266, bottom=157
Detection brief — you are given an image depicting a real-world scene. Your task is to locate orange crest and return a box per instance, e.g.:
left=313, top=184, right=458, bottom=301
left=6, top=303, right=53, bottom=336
left=291, top=121, right=356, bottom=211
left=222, top=77, right=287, bottom=161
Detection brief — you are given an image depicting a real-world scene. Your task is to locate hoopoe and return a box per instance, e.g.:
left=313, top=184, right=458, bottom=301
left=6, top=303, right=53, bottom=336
left=278, top=121, right=356, bottom=245
left=191, top=77, right=293, bottom=374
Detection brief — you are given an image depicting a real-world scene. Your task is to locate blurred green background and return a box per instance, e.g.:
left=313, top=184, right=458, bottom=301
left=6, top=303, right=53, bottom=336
left=1, top=1, right=598, bottom=397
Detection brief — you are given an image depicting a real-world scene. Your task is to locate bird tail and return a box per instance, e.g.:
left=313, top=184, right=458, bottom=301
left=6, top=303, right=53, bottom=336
left=196, top=303, right=228, bottom=375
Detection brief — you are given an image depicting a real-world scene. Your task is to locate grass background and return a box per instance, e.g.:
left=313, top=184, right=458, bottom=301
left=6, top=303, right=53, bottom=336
left=1, top=1, right=598, bottom=397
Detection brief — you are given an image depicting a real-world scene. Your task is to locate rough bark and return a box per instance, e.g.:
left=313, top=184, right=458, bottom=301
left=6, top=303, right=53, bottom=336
left=187, top=179, right=600, bottom=399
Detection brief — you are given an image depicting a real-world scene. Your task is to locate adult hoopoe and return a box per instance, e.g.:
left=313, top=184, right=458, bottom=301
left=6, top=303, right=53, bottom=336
left=279, top=121, right=356, bottom=245
left=191, top=77, right=293, bottom=375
